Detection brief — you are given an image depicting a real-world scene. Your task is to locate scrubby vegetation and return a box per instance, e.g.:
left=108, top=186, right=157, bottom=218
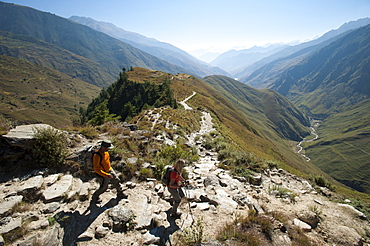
left=32, top=126, right=68, bottom=168
left=83, top=69, right=178, bottom=125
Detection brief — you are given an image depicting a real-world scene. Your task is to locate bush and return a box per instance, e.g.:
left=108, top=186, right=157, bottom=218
left=179, top=216, right=205, bottom=246
left=32, top=126, right=68, bottom=168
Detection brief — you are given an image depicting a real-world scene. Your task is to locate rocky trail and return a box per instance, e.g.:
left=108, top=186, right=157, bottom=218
left=0, top=94, right=369, bottom=245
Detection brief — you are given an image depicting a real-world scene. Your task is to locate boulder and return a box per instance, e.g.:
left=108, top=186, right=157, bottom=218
left=0, top=195, right=23, bottom=216
left=204, top=176, right=220, bottom=187
left=297, top=211, right=320, bottom=229
left=43, top=175, right=73, bottom=202
left=0, top=217, right=22, bottom=234
left=293, top=218, right=311, bottom=232
left=108, top=206, right=134, bottom=232
left=1, top=124, right=53, bottom=148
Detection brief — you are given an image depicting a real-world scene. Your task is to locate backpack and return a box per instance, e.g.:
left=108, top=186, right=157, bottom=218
left=161, top=166, right=177, bottom=185
left=82, top=145, right=103, bottom=172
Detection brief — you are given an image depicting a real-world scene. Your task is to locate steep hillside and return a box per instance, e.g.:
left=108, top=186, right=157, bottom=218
left=270, top=24, right=370, bottom=117
left=0, top=55, right=100, bottom=127
left=303, top=99, right=370, bottom=194
left=203, top=75, right=309, bottom=142
left=0, top=2, right=193, bottom=87
left=239, top=18, right=370, bottom=84
left=0, top=31, right=113, bottom=88
left=253, top=24, right=370, bottom=194
left=69, top=16, right=229, bottom=78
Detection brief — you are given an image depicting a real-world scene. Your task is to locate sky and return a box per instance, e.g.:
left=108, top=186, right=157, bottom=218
left=3, top=0, right=370, bottom=56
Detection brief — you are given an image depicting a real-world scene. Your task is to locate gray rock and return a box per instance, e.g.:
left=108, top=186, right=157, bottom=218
left=0, top=235, right=4, bottom=246
left=43, top=202, right=61, bottom=214
left=204, top=176, right=220, bottom=187
left=252, top=203, right=264, bottom=214
left=0, top=217, right=22, bottom=234
left=44, top=174, right=59, bottom=186
left=18, top=175, right=44, bottom=192
left=142, top=231, right=160, bottom=245
left=40, top=224, right=63, bottom=246
left=78, top=182, right=90, bottom=200
left=2, top=124, right=53, bottom=148
left=108, top=205, right=134, bottom=232
left=0, top=195, right=23, bottom=216
left=196, top=202, right=210, bottom=210
left=293, top=218, right=311, bottom=232
left=43, top=175, right=73, bottom=202
left=297, top=211, right=320, bottom=229
left=95, top=225, right=110, bottom=238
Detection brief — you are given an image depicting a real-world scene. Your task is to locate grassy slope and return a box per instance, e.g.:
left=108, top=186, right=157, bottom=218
left=0, top=30, right=114, bottom=88
left=127, top=68, right=324, bottom=176
left=0, top=55, right=100, bottom=128
left=303, top=99, right=370, bottom=193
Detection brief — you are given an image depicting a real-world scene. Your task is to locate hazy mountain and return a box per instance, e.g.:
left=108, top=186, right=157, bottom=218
left=238, top=18, right=370, bottom=83
left=69, top=16, right=229, bottom=78
left=210, top=44, right=288, bottom=74
left=0, top=2, right=195, bottom=87
left=270, top=24, right=370, bottom=117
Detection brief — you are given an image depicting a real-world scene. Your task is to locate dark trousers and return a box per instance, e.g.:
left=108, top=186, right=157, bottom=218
left=92, top=169, right=122, bottom=200
left=168, top=186, right=185, bottom=213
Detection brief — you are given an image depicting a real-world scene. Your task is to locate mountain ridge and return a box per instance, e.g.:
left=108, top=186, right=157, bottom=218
left=0, top=2, right=196, bottom=87
left=69, top=16, right=229, bottom=78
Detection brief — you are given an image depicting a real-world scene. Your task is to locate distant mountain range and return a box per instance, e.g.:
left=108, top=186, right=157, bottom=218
left=210, top=18, right=370, bottom=81
left=0, top=2, right=198, bottom=87
left=69, top=16, right=229, bottom=78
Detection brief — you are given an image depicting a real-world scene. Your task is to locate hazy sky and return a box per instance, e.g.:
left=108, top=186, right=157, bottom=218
left=3, top=0, right=370, bottom=54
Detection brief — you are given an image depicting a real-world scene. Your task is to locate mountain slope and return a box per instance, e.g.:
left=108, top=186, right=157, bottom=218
left=239, top=18, right=370, bottom=84
left=210, top=44, right=288, bottom=74
left=303, top=99, right=370, bottom=193
left=0, top=2, right=194, bottom=87
left=69, top=16, right=229, bottom=78
left=112, top=68, right=321, bottom=175
left=0, top=55, right=100, bottom=127
left=0, top=30, right=113, bottom=88
left=203, top=75, right=309, bottom=142
left=270, top=24, right=370, bottom=117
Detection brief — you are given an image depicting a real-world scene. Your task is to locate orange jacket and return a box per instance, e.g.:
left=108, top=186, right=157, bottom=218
left=93, top=151, right=112, bottom=177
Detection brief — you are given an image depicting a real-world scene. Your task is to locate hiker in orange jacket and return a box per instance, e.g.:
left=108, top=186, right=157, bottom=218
left=167, top=159, right=187, bottom=217
left=91, top=140, right=127, bottom=203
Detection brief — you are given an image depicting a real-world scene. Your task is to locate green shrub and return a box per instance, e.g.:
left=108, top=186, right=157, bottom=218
left=32, top=126, right=68, bottom=168
left=156, top=145, right=198, bottom=164
left=139, top=168, right=153, bottom=180
left=309, top=175, right=334, bottom=191
left=180, top=216, right=205, bottom=246
left=78, top=125, right=99, bottom=139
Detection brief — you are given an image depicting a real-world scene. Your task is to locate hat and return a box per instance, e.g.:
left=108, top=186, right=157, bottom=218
left=101, top=140, right=114, bottom=149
